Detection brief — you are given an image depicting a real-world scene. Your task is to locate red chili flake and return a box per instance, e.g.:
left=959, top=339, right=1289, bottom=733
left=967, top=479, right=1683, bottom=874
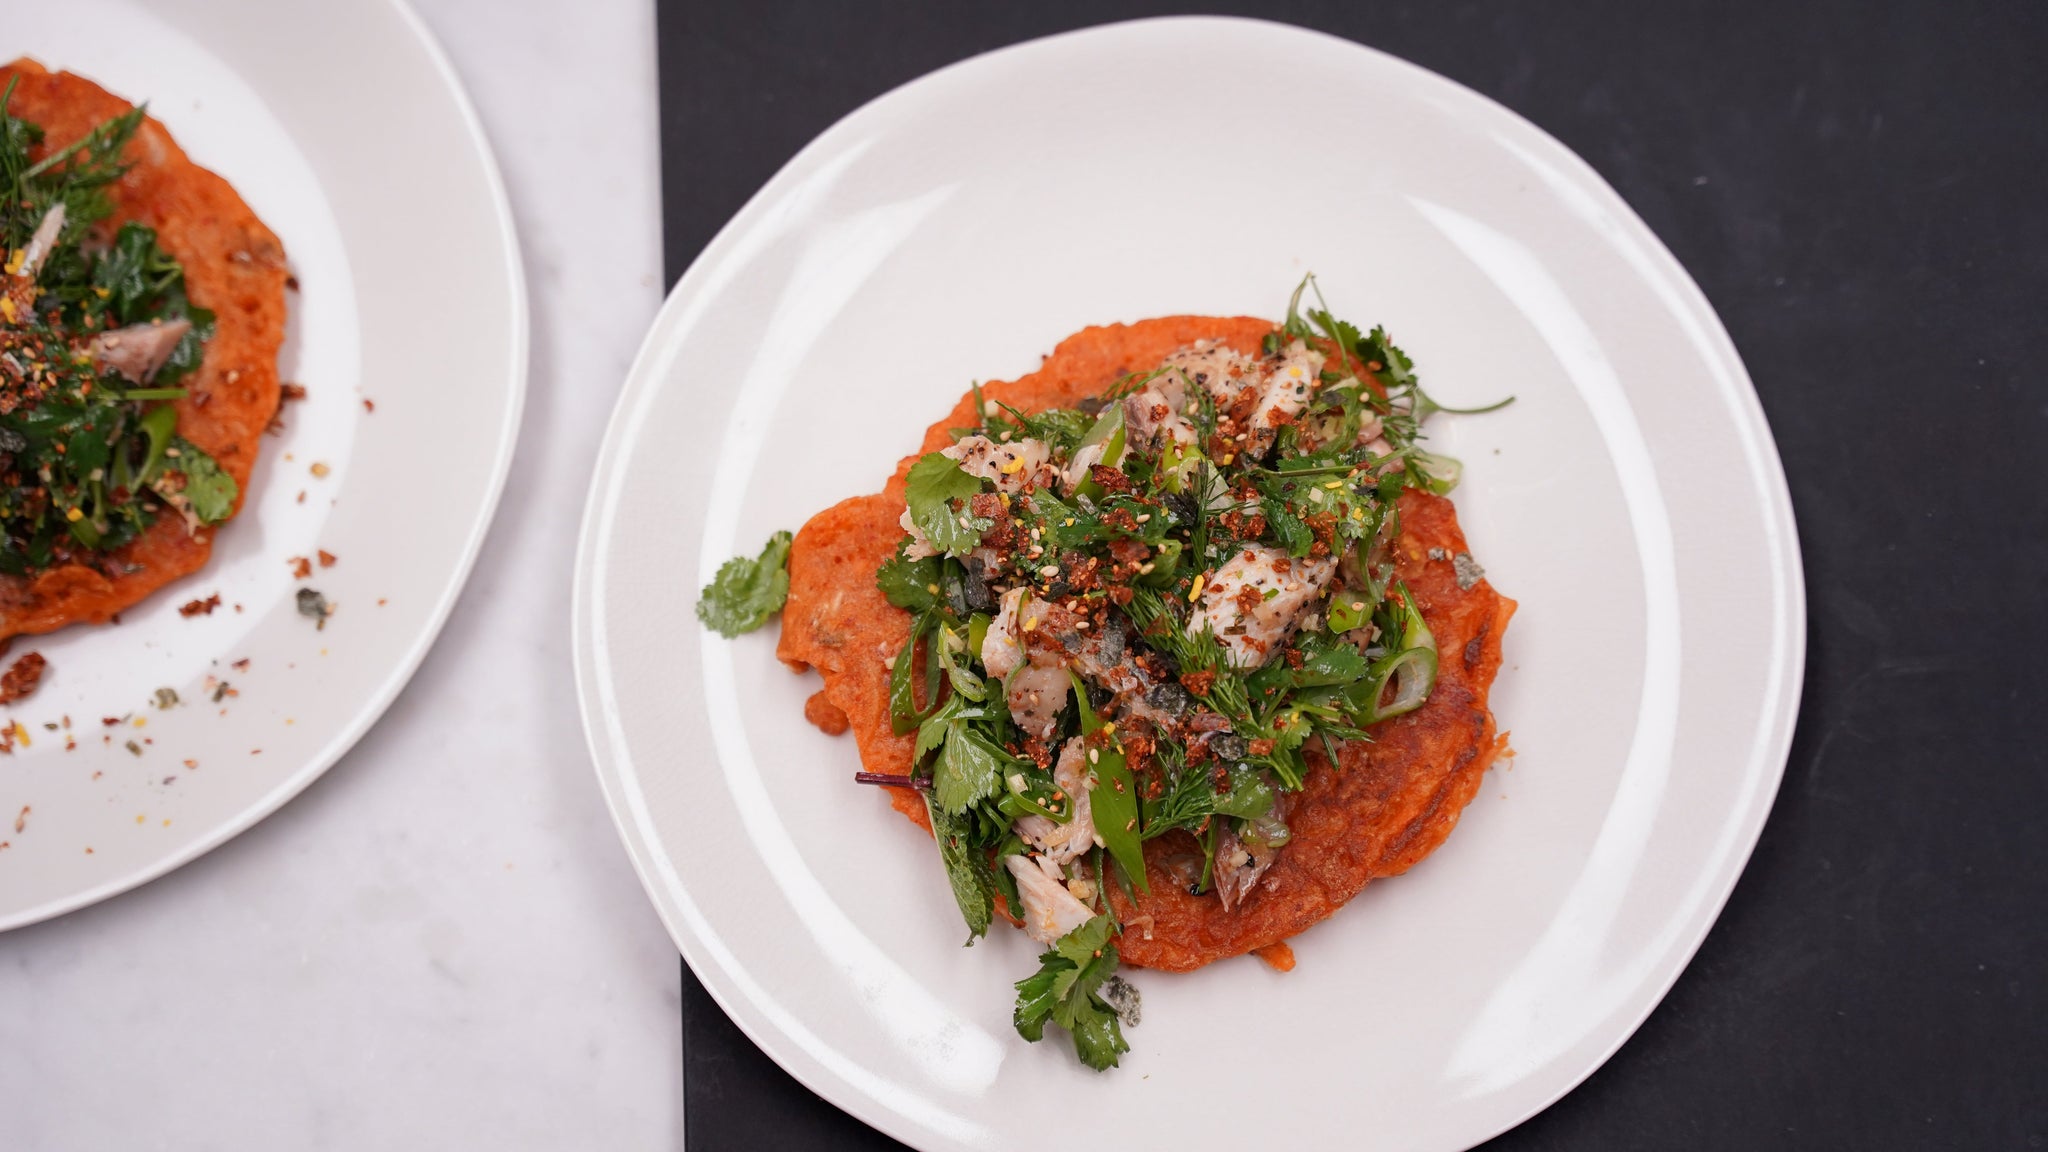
left=1284, top=647, right=1306, bottom=669
left=1179, top=670, right=1217, bottom=698
left=279, top=383, right=308, bottom=402
left=317, top=550, right=337, bottom=568
left=12, top=806, right=26, bottom=833
left=362, top=398, right=375, bottom=413
left=178, top=593, right=223, bottom=617
left=1087, top=464, right=1133, bottom=495
left=1248, top=738, right=1276, bottom=757
left=231, top=659, right=250, bottom=672
left=288, top=556, right=313, bottom=579
left=0, top=652, right=47, bottom=705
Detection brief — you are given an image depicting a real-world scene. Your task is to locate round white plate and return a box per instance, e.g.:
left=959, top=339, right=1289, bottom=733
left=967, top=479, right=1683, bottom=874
left=0, top=0, right=524, bottom=928
left=575, top=16, right=1802, bottom=1150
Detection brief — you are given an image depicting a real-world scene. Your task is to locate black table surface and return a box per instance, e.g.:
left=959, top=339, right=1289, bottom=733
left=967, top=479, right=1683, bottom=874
left=656, top=2, right=2046, bottom=1147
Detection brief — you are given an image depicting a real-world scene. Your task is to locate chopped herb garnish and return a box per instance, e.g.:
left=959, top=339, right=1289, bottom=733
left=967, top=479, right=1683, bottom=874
left=773, top=278, right=1510, bottom=1070
left=0, top=83, right=229, bottom=573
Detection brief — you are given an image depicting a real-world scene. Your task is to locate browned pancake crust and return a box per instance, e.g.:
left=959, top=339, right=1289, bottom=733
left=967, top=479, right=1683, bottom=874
left=777, top=316, right=1514, bottom=971
left=0, top=59, right=288, bottom=642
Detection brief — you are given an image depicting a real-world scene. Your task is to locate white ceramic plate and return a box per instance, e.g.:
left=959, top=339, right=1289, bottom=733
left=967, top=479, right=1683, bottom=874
left=0, top=0, right=524, bottom=928
left=576, top=17, right=1802, bottom=1150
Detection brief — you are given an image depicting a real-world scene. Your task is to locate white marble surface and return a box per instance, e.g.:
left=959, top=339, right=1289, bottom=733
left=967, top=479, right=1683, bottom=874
left=0, top=1, right=681, bottom=1147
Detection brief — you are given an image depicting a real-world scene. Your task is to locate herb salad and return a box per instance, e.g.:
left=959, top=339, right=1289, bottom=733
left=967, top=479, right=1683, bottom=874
left=0, top=78, right=232, bottom=577
left=701, top=279, right=1511, bottom=1070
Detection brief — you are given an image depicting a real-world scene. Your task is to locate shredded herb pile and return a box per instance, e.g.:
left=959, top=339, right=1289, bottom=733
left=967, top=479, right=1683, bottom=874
left=698, top=278, right=1509, bottom=1069
left=0, top=79, right=229, bottom=576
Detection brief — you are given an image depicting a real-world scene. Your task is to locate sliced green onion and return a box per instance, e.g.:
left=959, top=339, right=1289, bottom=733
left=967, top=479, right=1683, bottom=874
left=1409, top=450, right=1463, bottom=495
left=1351, top=646, right=1438, bottom=724
left=1073, top=403, right=1127, bottom=500
left=1326, top=591, right=1370, bottom=633
left=1136, top=539, right=1183, bottom=588
left=999, top=772, right=1068, bottom=823
left=965, top=612, right=991, bottom=661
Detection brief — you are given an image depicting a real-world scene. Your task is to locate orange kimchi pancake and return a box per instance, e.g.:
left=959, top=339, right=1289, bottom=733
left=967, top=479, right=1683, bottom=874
left=700, top=290, right=1513, bottom=1069
left=0, top=59, right=287, bottom=646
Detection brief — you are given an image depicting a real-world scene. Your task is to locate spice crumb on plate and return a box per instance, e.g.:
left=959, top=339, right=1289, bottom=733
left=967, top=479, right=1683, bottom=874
left=0, top=651, right=47, bottom=704
left=178, top=593, right=223, bottom=617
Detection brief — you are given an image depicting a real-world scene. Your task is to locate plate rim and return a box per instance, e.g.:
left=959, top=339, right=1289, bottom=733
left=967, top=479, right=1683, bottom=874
left=0, top=0, right=530, bottom=932
left=574, top=13, right=1806, bottom=1148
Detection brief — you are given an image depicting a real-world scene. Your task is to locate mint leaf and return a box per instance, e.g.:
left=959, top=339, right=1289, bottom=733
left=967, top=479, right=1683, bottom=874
left=927, top=796, right=994, bottom=941
left=932, top=722, right=1006, bottom=814
left=695, top=530, right=793, bottom=638
left=905, top=452, right=988, bottom=556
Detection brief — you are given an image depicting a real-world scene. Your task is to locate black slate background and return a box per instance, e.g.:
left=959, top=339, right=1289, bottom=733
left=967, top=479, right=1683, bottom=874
left=656, top=2, right=2047, bottom=1147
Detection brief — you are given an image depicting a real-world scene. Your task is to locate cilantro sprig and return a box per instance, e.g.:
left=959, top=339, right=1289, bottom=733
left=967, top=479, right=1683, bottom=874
left=905, top=452, right=989, bottom=556
left=695, top=530, right=792, bottom=637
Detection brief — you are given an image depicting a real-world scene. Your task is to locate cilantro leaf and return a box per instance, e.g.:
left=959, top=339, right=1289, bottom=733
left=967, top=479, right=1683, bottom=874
left=1011, top=914, right=1132, bottom=1070
left=905, top=453, right=988, bottom=556
left=1361, top=324, right=1416, bottom=387
left=927, top=796, right=995, bottom=941
left=1259, top=495, right=1314, bottom=557
left=162, top=440, right=238, bottom=524
left=695, top=530, right=793, bottom=638
left=875, top=547, right=939, bottom=612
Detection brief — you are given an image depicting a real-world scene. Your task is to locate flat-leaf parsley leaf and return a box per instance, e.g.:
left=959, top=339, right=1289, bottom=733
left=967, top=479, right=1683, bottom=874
left=1012, top=914, right=1131, bottom=1070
